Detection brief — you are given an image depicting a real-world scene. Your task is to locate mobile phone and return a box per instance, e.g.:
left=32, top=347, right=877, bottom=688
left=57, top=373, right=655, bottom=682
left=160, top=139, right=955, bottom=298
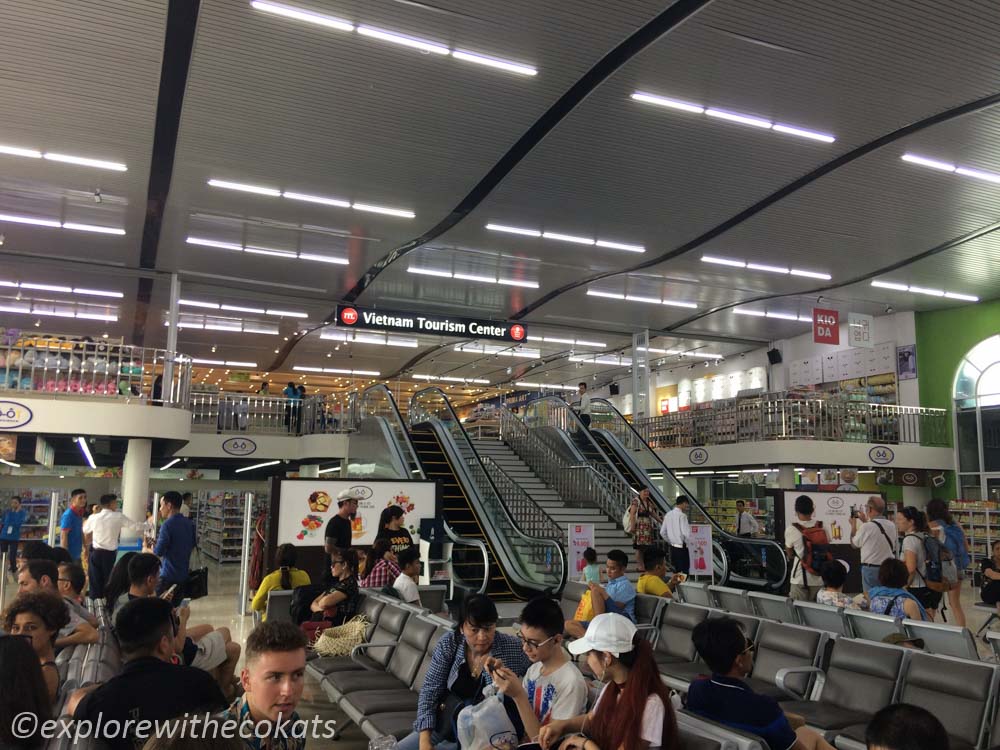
left=164, top=584, right=178, bottom=597
left=850, top=507, right=858, bottom=519
left=179, top=598, right=191, bottom=609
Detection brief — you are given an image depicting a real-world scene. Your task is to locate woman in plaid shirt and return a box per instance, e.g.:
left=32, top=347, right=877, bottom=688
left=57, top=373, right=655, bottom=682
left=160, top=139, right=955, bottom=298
left=358, top=539, right=401, bottom=589
left=397, top=594, right=531, bottom=750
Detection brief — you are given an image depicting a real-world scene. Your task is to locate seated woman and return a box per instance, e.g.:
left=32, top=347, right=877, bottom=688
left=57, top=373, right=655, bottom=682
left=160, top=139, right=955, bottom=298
left=302, top=549, right=360, bottom=642
left=251, top=543, right=311, bottom=621
left=815, top=560, right=862, bottom=609
left=359, top=538, right=401, bottom=589
left=539, top=613, right=678, bottom=750
left=398, top=594, right=531, bottom=750
left=866, top=558, right=928, bottom=621
left=0, top=635, right=51, bottom=748
left=3, top=591, right=70, bottom=704
left=981, top=539, right=1000, bottom=616
left=104, top=551, right=138, bottom=614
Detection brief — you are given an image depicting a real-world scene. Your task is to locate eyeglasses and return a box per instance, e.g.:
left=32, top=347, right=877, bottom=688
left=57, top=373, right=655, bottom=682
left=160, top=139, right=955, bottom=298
left=741, top=641, right=755, bottom=655
left=517, top=632, right=557, bottom=650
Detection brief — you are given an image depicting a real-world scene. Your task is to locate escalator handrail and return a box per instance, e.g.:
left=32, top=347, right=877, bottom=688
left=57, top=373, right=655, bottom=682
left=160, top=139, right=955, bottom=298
left=357, top=384, right=425, bottom=479
left=443, top=530, right=490, bottom=596
left=409, top=388, right=566, bottom=594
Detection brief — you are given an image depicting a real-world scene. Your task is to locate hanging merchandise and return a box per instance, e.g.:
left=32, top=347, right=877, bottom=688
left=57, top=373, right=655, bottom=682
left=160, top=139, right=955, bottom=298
left=249, top=510, right=268, bottom=590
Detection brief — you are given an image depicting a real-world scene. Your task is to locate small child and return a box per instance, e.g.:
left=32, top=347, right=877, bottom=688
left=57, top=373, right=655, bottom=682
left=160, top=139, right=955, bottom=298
left=581, top=547, right=604, bottom=584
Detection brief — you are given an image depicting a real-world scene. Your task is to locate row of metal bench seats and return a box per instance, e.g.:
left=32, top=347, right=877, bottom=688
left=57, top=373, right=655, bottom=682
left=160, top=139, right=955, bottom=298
left=676, top=581, right=983, bottom=661
left=647, top=599, right=1000, bottom=750
left=305, top=591, right=775, bottom=750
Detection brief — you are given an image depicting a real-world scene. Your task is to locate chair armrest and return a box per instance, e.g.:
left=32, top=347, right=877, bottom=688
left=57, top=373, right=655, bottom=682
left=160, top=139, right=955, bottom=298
left=634, top=623, right=660, bottom=648
left=774, top=666, right=825, bottom=700
left=350, top=641, right=401, bottom=670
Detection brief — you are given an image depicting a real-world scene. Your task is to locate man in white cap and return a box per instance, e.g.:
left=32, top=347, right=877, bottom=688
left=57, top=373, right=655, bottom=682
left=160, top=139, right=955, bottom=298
left=323, top=488, right=360, bottom=584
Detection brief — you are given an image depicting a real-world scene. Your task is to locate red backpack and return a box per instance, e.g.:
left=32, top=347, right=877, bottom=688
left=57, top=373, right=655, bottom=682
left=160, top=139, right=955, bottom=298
left=793, top=522, right=833, bottom=576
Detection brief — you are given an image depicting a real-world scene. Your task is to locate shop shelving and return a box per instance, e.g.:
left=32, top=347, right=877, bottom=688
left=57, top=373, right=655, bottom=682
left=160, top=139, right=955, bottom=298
left=0, top=488, right=68, bottom=544
left=195, top=489, right=269, bottom=563
left=951, top=502, right=999, bottom=575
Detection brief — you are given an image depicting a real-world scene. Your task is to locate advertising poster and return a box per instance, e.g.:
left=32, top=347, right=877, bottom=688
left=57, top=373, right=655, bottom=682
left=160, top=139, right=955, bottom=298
left=897, top=344, right=917, bottom=380
left=687, top=524, right=713, bottom=577
left=567, top=523, right=595, bottom=578
left=818, top=468, right=839, bottom=491
left=276, top=480, right=436, bottom=547
left=798, top=469, right=819, bottom=489
left=781, top=491, right=870, bottom=546
left=837, top=468, right=859, bottom=492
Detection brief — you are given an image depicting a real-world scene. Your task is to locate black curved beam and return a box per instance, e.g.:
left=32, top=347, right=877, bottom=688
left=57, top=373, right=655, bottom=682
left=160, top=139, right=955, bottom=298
left=666, top=215, right=1000, bottom=331
left=132, top=0, right=201, bottom=345
left=338, top=0, right=713, bottom=306
left=511, top=90, right=1000, bottom=321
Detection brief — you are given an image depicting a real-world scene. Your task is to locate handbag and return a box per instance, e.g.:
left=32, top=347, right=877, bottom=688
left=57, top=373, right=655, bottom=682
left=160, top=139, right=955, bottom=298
left=435, top=634, right=470, bottom=742
left=313, top=615, right=369, bottom=657
left=186, top=550, right=209, bottom=600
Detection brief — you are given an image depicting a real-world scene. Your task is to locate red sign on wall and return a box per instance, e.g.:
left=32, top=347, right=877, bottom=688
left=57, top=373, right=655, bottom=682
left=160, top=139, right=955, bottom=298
left=813, top=308, right=840, bottom=345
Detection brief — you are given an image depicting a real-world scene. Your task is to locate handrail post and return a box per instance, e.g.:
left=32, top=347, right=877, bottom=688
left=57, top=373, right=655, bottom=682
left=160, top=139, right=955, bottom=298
left=237, top=492, right=255, bottom=616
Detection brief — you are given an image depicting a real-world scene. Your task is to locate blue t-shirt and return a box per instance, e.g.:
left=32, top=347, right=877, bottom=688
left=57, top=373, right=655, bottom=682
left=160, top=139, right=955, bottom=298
left=686, top=675, right=797, bottom=750
left=604, top=575, right=637, bottom=622
left=0, top=509, right=27, bottom=541
left=154, top=514, right=196, bottom=583
left=60, top=507, right=84, bottom=559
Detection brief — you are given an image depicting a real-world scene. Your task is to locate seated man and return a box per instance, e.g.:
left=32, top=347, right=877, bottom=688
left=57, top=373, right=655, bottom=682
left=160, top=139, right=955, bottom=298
left=17, top=559, right=98, bottom=648
left=224, top=621, right=309, bottom=750
left=493, top=597, right=588, bottom=741
left=57, top=562, right=87, bottom=605
left=72, top=598, right=228, bottom=750
left=126, top=552, right=241, bottom=698
left=687, top=617, right=834, bottom=750
left=636, top=547, right=683, bottom=598
left=864, top=703, right=948, bottom=750
left=564, top=549, right=635, bottom=639
left=392, top=546, right=422, bottom=605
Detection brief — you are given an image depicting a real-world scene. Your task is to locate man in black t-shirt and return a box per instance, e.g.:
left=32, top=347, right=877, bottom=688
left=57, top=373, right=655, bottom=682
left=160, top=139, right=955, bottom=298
left=73, top=597, right=228, bottom=750
left=323, top=488, right=361, bottom=584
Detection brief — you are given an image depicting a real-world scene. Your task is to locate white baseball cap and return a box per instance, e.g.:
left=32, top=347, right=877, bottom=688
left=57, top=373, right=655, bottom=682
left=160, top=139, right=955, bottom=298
left=337, top=487, right=365, bottom=503
left=567, top=613, right=636, bottom=657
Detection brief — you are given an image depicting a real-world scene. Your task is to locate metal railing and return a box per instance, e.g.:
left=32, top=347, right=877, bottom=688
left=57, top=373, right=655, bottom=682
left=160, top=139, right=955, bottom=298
left=636, top=397, right=949, bottom=448
left=356, top=384, right=424, bottom=479
left=0, top=335, right=191, bottom=406
left=480, top=454, right=563, bottom=541
left=188, top=393, right=355, bottom=435
left=409, top=387, right=566, bottom=594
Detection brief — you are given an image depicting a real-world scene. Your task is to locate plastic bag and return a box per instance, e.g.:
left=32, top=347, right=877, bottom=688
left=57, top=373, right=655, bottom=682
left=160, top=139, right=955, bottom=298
left=456, top=684, right=518, bottom=750
left=573, top=590, right=594, bottom=621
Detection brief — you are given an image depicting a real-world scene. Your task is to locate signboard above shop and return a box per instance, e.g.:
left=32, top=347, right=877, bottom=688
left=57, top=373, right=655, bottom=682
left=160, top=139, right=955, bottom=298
left=336, top=305, right=527, bottom=343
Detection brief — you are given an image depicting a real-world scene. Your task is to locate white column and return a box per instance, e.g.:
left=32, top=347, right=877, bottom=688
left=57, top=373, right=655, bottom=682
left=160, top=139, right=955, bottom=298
left=121, top=439, right=152, bottom=544
left=163, top=273, right=180, bottom=401
left=777, top=464, right=796, bottom=489
left=299, top=464, right=320, bottom=478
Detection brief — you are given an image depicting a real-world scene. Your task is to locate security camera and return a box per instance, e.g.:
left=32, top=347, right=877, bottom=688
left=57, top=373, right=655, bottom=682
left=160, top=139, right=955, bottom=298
left=94, top=189, right=102, bottom=204
left=506, top=367, right=512, bottom=375
left=885, top=305, right=893, bottom=314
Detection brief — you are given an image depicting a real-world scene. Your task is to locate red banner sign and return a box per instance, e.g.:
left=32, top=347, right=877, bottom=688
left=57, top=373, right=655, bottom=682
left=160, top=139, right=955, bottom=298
left=813, top=308, right=840, bottom=345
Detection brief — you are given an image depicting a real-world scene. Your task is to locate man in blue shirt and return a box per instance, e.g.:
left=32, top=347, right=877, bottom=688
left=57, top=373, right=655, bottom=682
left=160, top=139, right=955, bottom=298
left=564, top=548, right=636, bottom=638
left=60, top=489, right=87, bottom=563
left=687, top=617, right=834, bottom=750
left=0, top=496, right=26, bottom=574
left=154, top=490, right=196, bottom=599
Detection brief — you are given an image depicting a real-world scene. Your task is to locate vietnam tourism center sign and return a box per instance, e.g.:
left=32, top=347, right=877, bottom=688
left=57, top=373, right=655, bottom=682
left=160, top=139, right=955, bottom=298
left=336, top=305, right=527, bottom=343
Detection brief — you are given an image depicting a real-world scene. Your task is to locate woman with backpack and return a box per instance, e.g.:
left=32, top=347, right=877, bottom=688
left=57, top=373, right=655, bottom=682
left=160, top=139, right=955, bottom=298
left=926, top=499, right=970, bottom=628
left=894, top=506, right=943, bottom=621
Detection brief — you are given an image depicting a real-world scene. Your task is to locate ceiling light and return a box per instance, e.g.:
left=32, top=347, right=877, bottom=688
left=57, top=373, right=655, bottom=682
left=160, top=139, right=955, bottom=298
left=871, top=280, right=910, bottom=292
left=160, top=458, right=181, bottom=471
left=625, top=294, right=661, bottom=305
left=733, top=309, right=767, bottom=317
left=870, top=279, right=977, bottom=302
left=73, top=287, right=124, bottom=298
left=43, top=153, right=127, bottom=171
left=705, top=108, right=772, bottom=129
left=221, top=304, right=265, bottom=314
left=515, top=382, right=577, bottom=391
left=701, top=255, right=746, bottom=268
left=664, top=299, right=699, bottom=309
left=0, top=458, right=20, bottom=468
left=351, top=202, right=415, bottom=218
left=75, top=313, right=118, bottom=321
left=908, top=286, right=944, bottom=297
left=542, top=231, right=594, bottom=245
left=282, top=190, right=351, bottom=207
left=770, top=124, right=836, bottom=143
left=944, top=292, right=979, bottom=302
left=574, top=340, right=606, bottom=348
left=408, top=267, right=453, bottom=278
left=765, top=311, right=801, bottom=321
left=298, top=253, right=348, bottom=264
left=0, top=213, right=61, bottom=228
left=208, top=178, right=281, bottom=196
left=76, top=437, right=96, bottom=469
left=450, top=49, right=536, bottom=76
left=62, top=222, right=125, bottom=235
left=317, top=466, right=341, bottom=474
left=586, top=290, right=625, bottom=300
left=746, top=263, right=790, bottom=274
left=245, top=246, right=297, bottom=258
left=454, top=272, right=498, bottom=283
left=0, top=304, right=34, bottom=313
left=226, top=361, right=258, bottom=368
left=187, top=237, right=244, bottom=251
left=954, top=166, right=1000, bottom=183
left=20, top=283, right=71, bottom=293
left=0, top=144, right=42, bottom=158
left=486, top=223, right=541, bottom=237
left=630, top=92, right=704, bottom=113
left=789, top=269, right=832, bottom=280
left=250, top=0, right=354, bottom=31
left=235, top=460, right=281, bottom=474
left=595, top=240, right=645, bottom=253
left=265, top=309, right=308, bottom=318
left=192, top=358, right=226, bottom=366
left=357, top=25, right=449, bottom=55
left=900, top=153, right=955, bottom=172
left=180, top=299, right=220, bottom=309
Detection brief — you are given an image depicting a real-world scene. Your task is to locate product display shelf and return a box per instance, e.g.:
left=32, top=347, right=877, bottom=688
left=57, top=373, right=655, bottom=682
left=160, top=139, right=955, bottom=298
left=951, top=502, right=999, bottom=574
left=0, top=488, right=68, bottom=543
left=702, top=499, right=773, bottom=537
left=195, top=489, right=269, bottom=563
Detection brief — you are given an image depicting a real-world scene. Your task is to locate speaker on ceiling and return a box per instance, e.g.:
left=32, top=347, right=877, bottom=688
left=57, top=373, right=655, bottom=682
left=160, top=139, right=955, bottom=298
left=609, top=383, right=620, bottom=396
left=767, top=348, right=783, bottom=365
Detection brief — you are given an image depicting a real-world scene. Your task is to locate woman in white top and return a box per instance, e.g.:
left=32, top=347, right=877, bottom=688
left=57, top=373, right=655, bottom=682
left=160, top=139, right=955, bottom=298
left=895, top=506, right=942, bottom=620
left=538, top=614, right=678, bottom=750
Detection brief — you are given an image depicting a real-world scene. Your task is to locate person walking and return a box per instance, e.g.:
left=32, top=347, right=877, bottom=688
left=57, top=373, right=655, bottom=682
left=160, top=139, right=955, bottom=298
left=894, top=506, right=942, bottom=620
left=0, top=496, right=26, bottom=575
left=660, top=496, right=692, bottom=574
left=626, top=488, right=662, bottom=548
left=83, top=493, right=144, bottom=599
left=734, top=500, right=760, bottom=537
left=784, top=495, right=828, bottom=602
left=926, top=498, right=970, bottom=628
left=576, top=382, right=592, bottom=428
left=849, top=495, right=897, bottom=594
left=59, top=489, right=87, bottom=563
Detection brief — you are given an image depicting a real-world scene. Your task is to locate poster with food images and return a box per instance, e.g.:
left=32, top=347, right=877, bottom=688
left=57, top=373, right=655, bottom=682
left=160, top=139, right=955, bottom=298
left=275, top=480, right=437, bottom=547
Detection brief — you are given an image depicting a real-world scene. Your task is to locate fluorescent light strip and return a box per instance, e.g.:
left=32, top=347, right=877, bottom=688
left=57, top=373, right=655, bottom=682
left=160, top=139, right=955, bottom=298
left=77, top=437, right=96, bottom=469
left=187, top=237, right=244, bottom=251
left=250, top=0, right=354, bottom=31
left=408, top=266, right=540, bottom=289
left=317, top=466, right=341, bottom=474
left=515, top=382, right=577, bottom=391
left=282, top=191, right=351, bottom=207
left=235, top=460, right=281, bottom=474
left=0, top=304, right=117, bottom=321
left=662, top=300, right=699, bottom=309
left=733, top=309, right=767, bottom=317
left=226, top=361, right=258, bottom=368
left=246, top=246, right=297, bottom=258
left=595, top=240, right=645, bottom=253
left=20, top=282, right=71, bottom=293
left=450, top=50, right=536, bottom=76
left=62, top=222, right=126, bottom=235
left=489, top=223, right=643, bottom=253
left=0, top=213, right=124, bottom=234
left=413, top=374, right=489, bottom=385
left=0, top=213, right=61, bottom=228
left=632, top=91, right=835, bottom=143
left=625, top=294, right=661, bottom=305
left=870, top=280, right=978, bottom=302
left=293, top=367, right=381, bottom=376
left=702, top=255, right=746, bottom=268
left=221, top=304, right=265, bottom=314
left=542, top=231, right=595, bottom=246
left=0, top=144, right=42, bottom=158
left=497, top=278, right=539, bottom=288
left=351, top=202, right=415, bottom=218
left=453, top=272, right=498, bottom=283
left=590, top=288, right=696, bottom=308
left=746, top=263, right=790, bottom=274
left=357, top=25, right=449, bottom=54
left=586, top=290, right=624, bottom=300
left=160, top=458, right=181, bottom=471
left=180, top=299, right=220, bottom=309
left=702, top=255, right=831, bottom=281
left=0, top=458, right=21, bottom=468
left=208, top=179, right=281, bottom=196
left=790, top=269, right=832, bottom=280
left=903, top=152, right=1000, bottom=187
left=266, top=309, right=308, bottom=318
left=73, top=288, right=124, bottom=298
left=185, top=236, right=347, bottom=265
left=408, top=267, right=452, bottom=278
left=44, top=153, right=127, bottom=171
left=486, top=223, right=541, bottom=237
